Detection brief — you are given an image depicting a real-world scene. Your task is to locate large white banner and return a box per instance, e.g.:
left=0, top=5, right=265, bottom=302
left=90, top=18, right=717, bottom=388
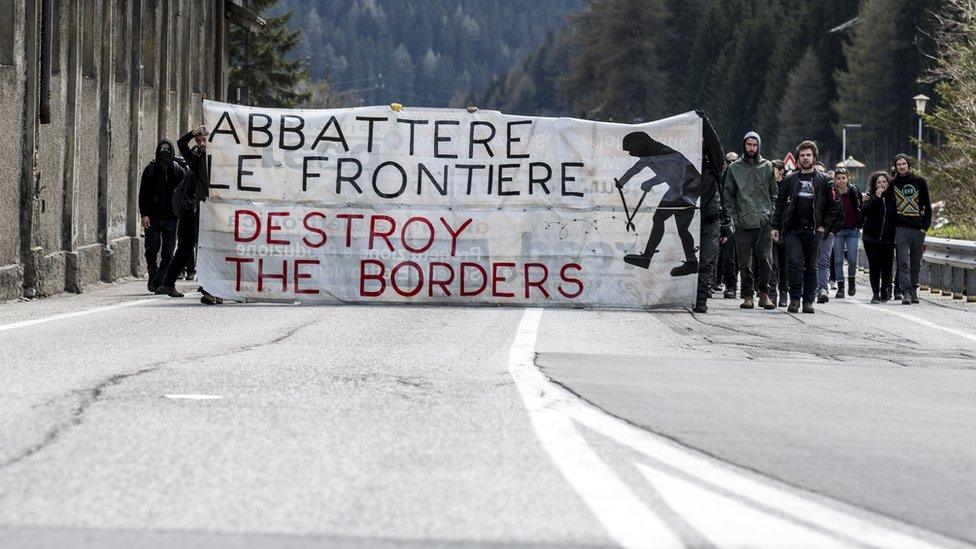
left=198, top=101, right=705, bottom=308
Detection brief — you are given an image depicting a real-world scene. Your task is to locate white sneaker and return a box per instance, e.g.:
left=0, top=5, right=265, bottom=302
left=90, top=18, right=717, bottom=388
left=829, top=281, right=837, bottom=290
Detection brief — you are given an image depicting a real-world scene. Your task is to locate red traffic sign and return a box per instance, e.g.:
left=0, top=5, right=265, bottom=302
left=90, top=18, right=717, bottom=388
left=783, top=152, right=797, bottom=172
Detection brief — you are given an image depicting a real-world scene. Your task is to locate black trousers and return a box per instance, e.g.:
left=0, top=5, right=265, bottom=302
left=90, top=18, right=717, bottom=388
left=733, top=224, right=772, bottom=298
left=696, top=218, right=721, bottom=305
left=163, top=210, right=199, bottom=287
left=785, top=229, right=821, bottom=303
left=863, top=239, right=894, bottom=297
left=717, top=238, right=737, bottom=290
left=144, top=217, right=178, bottom=286
left=185, top=245, right=197, bottom=274
left=769, top=241, right=788, bottom=299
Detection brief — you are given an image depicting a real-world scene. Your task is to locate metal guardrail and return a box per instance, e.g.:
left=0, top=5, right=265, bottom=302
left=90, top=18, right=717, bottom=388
left=920, top=237, right=976, bottom=302
left=855, top=237, right=976, bottom=302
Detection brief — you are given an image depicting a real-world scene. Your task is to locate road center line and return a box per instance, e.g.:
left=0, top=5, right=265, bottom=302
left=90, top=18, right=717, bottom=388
left=163, top=394, right=223, bottom=400
left=853, top=301, right=976, bottom=343
left=508, top=308, right=682, bottom=548
left=0, top=298, right=160, bottom=334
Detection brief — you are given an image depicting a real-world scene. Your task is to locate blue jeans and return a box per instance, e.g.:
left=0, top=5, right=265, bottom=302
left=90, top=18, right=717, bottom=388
left=817, top=233, right=834, bottom=292
left=832, top=229, right=860, bottom=279
left=786, top=229, right=821, bottom=302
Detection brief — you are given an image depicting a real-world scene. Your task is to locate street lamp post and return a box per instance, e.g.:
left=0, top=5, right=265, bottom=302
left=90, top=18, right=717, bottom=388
left=842, top=124, right=861, bottom=165
left=914, top=94, right=930, bottom=164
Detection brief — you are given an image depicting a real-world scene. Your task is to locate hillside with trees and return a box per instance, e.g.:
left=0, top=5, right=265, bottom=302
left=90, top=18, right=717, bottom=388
left=482, top=0, right=942, bottom=167
left=275, top=0, right=581, bottom=107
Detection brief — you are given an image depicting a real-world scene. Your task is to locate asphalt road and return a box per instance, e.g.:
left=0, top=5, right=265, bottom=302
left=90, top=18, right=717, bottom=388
left=0, top=278, right=974, bottom=548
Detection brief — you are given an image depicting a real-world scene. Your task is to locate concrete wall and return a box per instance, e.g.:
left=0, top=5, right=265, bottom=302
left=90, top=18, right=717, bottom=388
left=1, top=0, right=228, bottom=300
left=0, top=0, right=26, bottom=300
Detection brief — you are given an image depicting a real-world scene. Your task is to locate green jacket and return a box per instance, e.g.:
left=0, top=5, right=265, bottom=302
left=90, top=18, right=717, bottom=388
left=722, top=154, right=778, bottom=230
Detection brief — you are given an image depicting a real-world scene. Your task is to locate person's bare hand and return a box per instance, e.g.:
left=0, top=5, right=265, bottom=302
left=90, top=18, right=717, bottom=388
left=192, top=125, right=206, bottom=136
left=141, top=216, right=150, bottom=230
left=771, top=229, right=780, bottom=242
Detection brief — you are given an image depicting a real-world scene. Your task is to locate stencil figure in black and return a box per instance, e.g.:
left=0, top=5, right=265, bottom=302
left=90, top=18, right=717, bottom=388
left=615, top=131, right=701, bottom=275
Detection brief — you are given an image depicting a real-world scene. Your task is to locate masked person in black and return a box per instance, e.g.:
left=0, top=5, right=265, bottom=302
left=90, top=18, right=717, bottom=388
left=159, top=125, right=222, bottom=304
left=771, top=141, right=840, bottom=314
left=693, top=118, right=730, bottom=314
left=615, top=132, right=701, bottom=276
left=139, top=140, right=185, bottom=293
left=861, top=171, right=897, bottom=303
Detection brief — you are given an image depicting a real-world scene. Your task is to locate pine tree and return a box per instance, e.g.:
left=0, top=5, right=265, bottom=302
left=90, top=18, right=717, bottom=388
left=702, top=1, right=780, bottom=151
left=773, top=49, right=832, bottom=156
left=834, top=0, right=915, bottom=169
left=563, top=0, right=671, bottom=121
left=229, top=0, right=310, bottom=108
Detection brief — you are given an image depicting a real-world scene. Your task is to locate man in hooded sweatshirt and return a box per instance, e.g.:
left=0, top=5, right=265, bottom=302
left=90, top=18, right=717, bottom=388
left=138, top=140, right=185, bottom=293
left=891, top=153, right=932, bottom=304
left=722, top=132, right=778, bottom=310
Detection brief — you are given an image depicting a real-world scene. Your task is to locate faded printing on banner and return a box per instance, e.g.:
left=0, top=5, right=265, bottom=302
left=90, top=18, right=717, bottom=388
left=197, top=100, right=705, bottom=308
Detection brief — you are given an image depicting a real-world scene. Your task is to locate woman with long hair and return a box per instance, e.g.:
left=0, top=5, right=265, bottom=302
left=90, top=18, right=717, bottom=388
left=861, top=171, right=898, bottom=303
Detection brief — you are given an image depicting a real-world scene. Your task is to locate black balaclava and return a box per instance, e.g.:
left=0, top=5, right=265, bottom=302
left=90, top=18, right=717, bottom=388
left=155, top=140, right=174, bottom=169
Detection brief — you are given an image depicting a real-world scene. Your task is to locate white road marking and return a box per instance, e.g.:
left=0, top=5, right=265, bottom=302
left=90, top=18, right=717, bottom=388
left=559, top=376, right=944, bottom=549
left=508, top=308, right=682, bottom=548
left=853, top=301, right=976, bottom=343
left=0, top=298, right=159, bottom=333
left=511, top=308, right=947, bottom=549
left=636, top=463, right=851, bottom=548
left=163, top=394, right=223, bottom=400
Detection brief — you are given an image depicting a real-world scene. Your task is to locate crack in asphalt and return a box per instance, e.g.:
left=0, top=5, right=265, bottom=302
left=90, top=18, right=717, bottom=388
left=0, top=318, right=320, bottom=471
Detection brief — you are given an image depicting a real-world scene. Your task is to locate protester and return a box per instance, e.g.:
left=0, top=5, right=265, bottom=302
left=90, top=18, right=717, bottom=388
left=768, top=160, right=788, bottom=307
left=715, top=152, right=740, bottom=299
left=694, top=136, right=730, bottom=313
left=891, top=154, right=932, bottom=305
left=723, top=132, right=777, bottom=310
left=815, top=168, right=841, bottom=304
left=159, top=125, right=222, bottom=305
left=138, top=140, right=185, bottom=294
left=861, top=171, right=897, bottom=303
left=771, top=141, right=839, bottom=314
left=831, top=167, right=863, bottom=298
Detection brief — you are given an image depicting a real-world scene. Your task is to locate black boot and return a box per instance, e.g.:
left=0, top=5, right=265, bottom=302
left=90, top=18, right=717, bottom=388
left=787, top=299, right=800, bottom=313
left=847, top=277, right=856, bottom=296
left=161, top=286, right=184, bottom=298
left=802, top=301, right=815, bottom=313
left=778, top=294, right=788, bottom=308
left=835, top=281, right=845, bottom=299
left=692, top=302, right=708, bottom=314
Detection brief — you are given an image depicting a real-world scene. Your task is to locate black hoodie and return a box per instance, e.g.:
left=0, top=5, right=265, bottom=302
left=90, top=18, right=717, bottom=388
left=891, top=169, right=932, bottom=231
left=138, top=140, right=185, bottom=219
left=861, top=187, right=897, bottom=244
